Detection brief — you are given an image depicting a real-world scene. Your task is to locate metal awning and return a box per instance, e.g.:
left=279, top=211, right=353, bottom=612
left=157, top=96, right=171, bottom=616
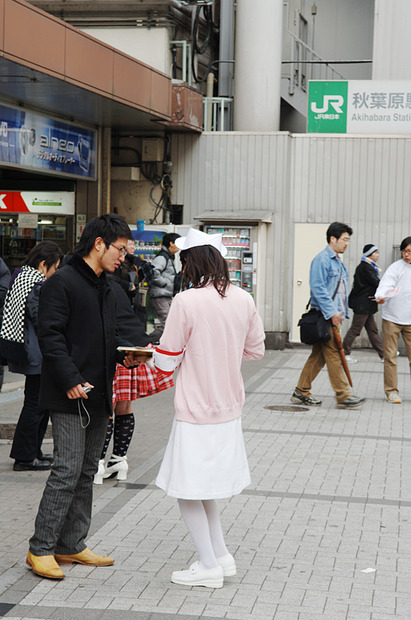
left=0, top=0, right=171, bottom=131
left=194, top=210, right=273, bottom=223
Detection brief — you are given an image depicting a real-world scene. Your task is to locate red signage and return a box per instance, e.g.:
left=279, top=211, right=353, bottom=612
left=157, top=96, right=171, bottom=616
left=0, top=192, right=30, bottom=213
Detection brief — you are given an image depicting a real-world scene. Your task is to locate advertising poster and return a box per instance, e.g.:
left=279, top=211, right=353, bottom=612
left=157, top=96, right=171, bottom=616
left=0, top=104, right=96, bottom=178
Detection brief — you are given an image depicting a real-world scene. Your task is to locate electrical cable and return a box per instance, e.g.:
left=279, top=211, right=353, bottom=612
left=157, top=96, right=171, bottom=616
left=110, top=135, right=173, bottom=224
left=193, top=5, right=212, bottom=54
left=191, top=5, right=214, bottom=83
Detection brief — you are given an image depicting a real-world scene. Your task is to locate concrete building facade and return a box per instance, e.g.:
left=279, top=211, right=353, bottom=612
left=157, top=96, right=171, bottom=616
left=3, top=0, right=411, bottom=347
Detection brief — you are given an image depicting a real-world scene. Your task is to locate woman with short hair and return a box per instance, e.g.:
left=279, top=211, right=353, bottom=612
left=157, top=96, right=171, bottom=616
left=0, top=241, right=63, bottom=470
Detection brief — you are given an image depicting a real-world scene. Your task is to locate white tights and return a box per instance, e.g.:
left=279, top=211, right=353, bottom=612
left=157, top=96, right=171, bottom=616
left=177, top=499, right=229, bottom=570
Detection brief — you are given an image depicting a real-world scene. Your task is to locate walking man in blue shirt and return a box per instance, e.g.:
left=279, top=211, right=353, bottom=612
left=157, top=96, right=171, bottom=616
left=291, top=222, right=366, bottom=409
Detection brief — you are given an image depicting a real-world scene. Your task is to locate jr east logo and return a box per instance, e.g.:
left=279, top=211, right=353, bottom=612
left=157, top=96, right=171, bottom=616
left=307, top=82, right=348, bottom=133
left=310, top=95, right=344, bottom=120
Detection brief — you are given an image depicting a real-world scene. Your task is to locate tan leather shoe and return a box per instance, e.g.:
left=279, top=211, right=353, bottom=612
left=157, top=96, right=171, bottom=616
left=26, top=551, right=64, bottom=579
left=54, top=547, right=114, bottom=566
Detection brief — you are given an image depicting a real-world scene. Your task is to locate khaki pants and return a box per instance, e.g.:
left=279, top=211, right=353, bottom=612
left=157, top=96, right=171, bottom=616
left=296, top=324, right=351, bottom=403
left=382, top=319, right=411, bottom=396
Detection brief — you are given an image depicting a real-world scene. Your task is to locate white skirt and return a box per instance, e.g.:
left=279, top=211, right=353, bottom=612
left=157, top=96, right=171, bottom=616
left=156, top=417, right=251, bottom=500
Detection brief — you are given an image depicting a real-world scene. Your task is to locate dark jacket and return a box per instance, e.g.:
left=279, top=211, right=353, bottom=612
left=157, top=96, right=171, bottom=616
left=110, top=254, right=138, bottom=302
left=8, top=282, right=43, bottom=375
left=0, top=257, right=10, bottom=313
left=109, top=279, right=151, bottom=346
left=0, top=257, right=10, bottom=366
left=37, top=254, right=128, bottom=416
left=348, top=260, right=380, bottom=315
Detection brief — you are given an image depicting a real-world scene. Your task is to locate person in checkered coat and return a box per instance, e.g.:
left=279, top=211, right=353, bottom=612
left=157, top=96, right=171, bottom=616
left=0, top=242, right=63, bottom=471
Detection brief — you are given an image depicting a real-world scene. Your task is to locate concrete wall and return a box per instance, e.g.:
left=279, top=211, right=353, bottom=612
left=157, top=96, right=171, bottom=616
left=373, top=0, right=411, bottom=79
left=81, top=27, right=172, bottom=76
left=283, top=0, right=374, bottom=80
left=171, top=131, right=411, bottom=346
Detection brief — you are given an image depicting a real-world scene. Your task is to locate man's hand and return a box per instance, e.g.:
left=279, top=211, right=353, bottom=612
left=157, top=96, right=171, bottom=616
left=331, top=313, right=342, bottom=326
left=123, top=352, right=148, bottom=367
left=375, top=297, right=385, bottom=305
left=66, top=382, right=94, bottom=399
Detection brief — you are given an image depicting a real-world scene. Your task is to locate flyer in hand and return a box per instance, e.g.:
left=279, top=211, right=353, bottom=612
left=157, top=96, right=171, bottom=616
left=117, top=346, right=153, bottom=358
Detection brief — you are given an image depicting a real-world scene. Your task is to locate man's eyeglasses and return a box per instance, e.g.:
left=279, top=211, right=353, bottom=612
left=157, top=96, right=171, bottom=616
left=110, top=243, right=127, bottom=257
left=402, top=249, right=411, bottom=255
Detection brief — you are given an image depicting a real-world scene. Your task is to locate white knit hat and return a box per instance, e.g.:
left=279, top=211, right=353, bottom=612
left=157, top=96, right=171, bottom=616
left=175, top=228, right=227, bottom=257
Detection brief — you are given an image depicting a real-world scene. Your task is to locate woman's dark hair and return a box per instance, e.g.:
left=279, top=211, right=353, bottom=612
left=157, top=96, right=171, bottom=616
left=75, top=213, right=132, bottom=257
left=326, top=221, right=353, bottom=243
left=400, top=236, right=411, bottom=251
left=24, top=241, right=63, bottom=270
left=181, top=245, right=230, bottom=297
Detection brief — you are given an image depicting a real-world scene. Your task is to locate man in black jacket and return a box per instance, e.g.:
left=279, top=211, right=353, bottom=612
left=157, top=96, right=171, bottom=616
left=343, top=243, right=384, bottom=363
left=26, top=214, right=143, bottom=580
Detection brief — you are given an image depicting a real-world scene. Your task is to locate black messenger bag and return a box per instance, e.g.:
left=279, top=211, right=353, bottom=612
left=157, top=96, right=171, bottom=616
left=298, top=268, right=342, bottom=345
left=298, top=308, right=330, bottom=345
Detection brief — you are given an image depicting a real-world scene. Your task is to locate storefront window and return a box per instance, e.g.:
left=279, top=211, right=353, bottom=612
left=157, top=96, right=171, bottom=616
left=0, top=215, right=70, bottom=271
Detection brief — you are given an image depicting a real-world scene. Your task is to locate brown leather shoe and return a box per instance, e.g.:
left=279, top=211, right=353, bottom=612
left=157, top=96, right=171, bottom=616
left=54, top=547, right=114, bottom=566
left=26, top=551, right=64, bottom=579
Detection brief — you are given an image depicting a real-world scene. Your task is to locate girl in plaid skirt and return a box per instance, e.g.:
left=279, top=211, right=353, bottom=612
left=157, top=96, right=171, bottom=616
left=94, top=279, right=173, bottom=484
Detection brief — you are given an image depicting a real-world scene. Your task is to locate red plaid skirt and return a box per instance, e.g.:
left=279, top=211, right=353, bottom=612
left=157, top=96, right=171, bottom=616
left=112, top=363, right=174, bottom=403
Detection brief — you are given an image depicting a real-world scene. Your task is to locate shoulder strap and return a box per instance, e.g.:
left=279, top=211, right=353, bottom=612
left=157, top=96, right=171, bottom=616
left=306, top=261, right=343, bottom=310
left=158, top=249, right=176, bottom=274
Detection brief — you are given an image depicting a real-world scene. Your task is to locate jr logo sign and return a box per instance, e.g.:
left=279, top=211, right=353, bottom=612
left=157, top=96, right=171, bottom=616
left=311, top=95, right=344, bottom=114
left=307, top=81, right=348, bottom=133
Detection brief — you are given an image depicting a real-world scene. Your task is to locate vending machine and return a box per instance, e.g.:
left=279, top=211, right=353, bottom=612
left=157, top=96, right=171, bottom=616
left=130, top=223, right=190, bottom=270
left=205, top=225, right=257, bottom=296
left=129, top=223, right=190, bottom=330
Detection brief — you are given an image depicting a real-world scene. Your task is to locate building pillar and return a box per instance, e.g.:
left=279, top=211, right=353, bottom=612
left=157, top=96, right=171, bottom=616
left=373, top=0, right=411, bottom=79
left=98, top=127, right=111, bottom=215
left=234, top=0, right=283, bottom=131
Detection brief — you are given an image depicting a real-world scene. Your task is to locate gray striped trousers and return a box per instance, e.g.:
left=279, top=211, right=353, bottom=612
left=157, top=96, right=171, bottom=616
left=29, top=410, right=109, bottom=556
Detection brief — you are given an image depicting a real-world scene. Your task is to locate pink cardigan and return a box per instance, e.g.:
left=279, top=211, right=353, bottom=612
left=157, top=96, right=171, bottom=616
left=154, top=283, right=265, bottom=424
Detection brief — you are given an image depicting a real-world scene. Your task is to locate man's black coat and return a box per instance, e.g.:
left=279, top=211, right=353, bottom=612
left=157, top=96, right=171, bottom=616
left=37, top=254, right=127, bottom=417
left=348, top=260, right=380, bottom=315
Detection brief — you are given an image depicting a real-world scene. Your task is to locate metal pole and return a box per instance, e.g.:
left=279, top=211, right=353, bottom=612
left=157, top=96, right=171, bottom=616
left=205, top=72, right=214, bottom=131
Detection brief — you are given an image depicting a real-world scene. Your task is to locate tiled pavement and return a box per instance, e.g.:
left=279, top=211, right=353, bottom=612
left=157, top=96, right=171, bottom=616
left=0, top=349, right=410, bottom=620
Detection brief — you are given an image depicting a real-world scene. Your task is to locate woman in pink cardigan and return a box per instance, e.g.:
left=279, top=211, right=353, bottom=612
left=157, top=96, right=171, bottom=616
left=153, top=228, right=265, bottom=589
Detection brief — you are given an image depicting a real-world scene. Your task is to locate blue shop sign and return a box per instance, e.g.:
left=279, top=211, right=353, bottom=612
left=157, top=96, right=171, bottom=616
left=0, top=104, right=97, bottom=179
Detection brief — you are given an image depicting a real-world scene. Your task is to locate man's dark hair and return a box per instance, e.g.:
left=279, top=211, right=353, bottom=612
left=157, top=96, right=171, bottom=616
left=181, top=245, right=230, bottom=298
left=326, top=222, right=353, bottom=243
left=24, top=241, right=63, bottom=270
left=75, top=214, right=132, bottom=257
left=400, top=237, right=411, bottom=251
left=162, top=233, right=180, bottom=249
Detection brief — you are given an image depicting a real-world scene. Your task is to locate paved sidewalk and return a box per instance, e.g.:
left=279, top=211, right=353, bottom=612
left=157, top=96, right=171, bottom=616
left=0, top=349, right=411, bottom=620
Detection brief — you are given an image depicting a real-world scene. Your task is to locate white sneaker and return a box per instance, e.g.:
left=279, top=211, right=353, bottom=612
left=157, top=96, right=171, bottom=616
left=345, top=355, right=357, bottom=364
left=217, top=553, right=237, bottom=577
left=171, top=562, right=224, bottom=588
left=387, top=392, right=401, bottom=404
